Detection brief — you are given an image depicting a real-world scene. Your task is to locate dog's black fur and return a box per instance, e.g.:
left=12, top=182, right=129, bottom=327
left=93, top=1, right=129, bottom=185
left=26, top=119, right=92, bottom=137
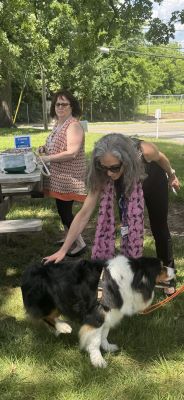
left=21, top=255, right=174, bottom=368
left=21, top=259, right=105, bottom=327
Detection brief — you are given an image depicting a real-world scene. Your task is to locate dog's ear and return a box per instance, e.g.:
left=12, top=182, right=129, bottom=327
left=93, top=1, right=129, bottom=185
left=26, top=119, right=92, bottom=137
left=132, top=269, right=153, bottom=300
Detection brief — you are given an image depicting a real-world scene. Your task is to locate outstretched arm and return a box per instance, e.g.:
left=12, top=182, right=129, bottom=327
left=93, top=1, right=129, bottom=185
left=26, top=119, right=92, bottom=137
left=43, top=190, right=99, bottom=264
left=140, top=141, right=180, bottom=191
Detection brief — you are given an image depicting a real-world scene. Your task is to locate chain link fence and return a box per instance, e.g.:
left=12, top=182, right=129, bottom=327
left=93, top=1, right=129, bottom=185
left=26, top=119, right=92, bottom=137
left=139, top=94, right=184, bottom=117
left=13, top=95, right=184, bottom=124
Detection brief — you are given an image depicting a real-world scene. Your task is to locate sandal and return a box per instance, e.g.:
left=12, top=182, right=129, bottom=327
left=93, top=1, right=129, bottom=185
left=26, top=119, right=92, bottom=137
left=67, top=245, right=87, bottom=257
left=164, top=279, right=176, bottom=297
left=55, top=239, right=65, bottom=246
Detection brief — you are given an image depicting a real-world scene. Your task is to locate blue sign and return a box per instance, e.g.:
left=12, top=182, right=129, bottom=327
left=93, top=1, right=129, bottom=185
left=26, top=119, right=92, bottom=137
left=14, top=135, right=31, bottom=149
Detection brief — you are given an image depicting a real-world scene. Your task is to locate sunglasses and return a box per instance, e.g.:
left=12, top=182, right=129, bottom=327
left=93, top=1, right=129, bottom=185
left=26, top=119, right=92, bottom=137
left=55, top=102, right=70, bottom=107
left=97, top=162, right=123, bottom=173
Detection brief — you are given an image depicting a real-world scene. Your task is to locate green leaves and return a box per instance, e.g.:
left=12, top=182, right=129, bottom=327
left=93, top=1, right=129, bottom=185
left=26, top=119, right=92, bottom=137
left=1, top=0, right=184, bottom=123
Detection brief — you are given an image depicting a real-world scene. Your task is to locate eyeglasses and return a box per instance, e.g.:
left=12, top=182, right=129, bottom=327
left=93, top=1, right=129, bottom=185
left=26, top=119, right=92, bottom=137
left=96, top=162, right=123, bottom=173
left=55, top=102, right=70, bottom=108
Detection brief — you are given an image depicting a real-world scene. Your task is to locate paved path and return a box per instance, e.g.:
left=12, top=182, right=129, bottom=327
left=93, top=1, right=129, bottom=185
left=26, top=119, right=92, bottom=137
left=18, top=120, right=184, bottom=143
left=87, top=121, right=184, bottom=143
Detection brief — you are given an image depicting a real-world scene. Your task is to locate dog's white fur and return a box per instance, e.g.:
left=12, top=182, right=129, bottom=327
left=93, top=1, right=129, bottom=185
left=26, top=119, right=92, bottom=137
left=79, top=255, right=174, bottom=368
left=55, top=320, right=72, bottom=336
left=22, top=254, right=175, bottom=368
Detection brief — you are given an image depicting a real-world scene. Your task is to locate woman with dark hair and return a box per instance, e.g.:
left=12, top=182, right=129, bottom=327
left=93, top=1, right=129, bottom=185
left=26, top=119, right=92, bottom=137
left=43, top=133, right=180, bottom=295
left=50, top=90, right=81, bottom=119
left=38, top=89, right=87, bottom=256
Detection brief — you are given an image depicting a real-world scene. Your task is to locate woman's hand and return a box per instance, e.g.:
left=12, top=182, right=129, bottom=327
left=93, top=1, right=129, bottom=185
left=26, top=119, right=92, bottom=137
left=37, top=145, right=45, bottom=155
left=42, top=248, right=66, bottom=265
left=141, top=142, right=181, bottom=193
left=168, top=174, right=180, bottom=192
left=40, top=155, right=50, bottom=164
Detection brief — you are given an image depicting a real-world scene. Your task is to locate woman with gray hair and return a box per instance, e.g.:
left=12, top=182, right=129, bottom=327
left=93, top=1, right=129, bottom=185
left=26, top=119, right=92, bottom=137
left=43, top=133, right=180, bottom=295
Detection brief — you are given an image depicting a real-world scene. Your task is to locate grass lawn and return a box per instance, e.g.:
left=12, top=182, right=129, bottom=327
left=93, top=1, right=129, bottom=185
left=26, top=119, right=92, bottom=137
left=0, top=128, right=184, bottom=400
left=138, top=102, right=184, bottom=116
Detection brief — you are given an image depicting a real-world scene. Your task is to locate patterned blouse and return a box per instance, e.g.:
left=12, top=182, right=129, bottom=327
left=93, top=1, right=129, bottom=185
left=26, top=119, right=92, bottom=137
left=43, top=116, right=87, bottom=202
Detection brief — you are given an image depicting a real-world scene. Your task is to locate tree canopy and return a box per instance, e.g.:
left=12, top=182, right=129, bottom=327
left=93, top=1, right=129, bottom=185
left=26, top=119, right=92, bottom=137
left=0, top=0, right=184, bottom=125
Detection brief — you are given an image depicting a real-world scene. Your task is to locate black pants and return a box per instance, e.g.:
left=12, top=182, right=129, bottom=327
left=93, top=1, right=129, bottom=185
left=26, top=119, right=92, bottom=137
left=55, top=199, right=74, bottom=229
left=116, top=162, right=174, bottom=269
left=142, top=162, right=174, bottom=269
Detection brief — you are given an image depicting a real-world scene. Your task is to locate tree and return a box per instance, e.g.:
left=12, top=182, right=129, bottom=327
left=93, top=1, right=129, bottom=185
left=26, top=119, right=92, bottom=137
left=0, top=0, right=34, bottom=126
left=145, top=18, right=175, bottom=45
left=0, top=0, right=183, bottom=126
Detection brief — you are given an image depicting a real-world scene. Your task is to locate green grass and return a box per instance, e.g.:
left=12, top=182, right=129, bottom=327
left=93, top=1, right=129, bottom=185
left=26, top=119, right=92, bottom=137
left=138, top=102, right=184, bottom=116
left=0, top=128, right=184, bottom=400
left=0, top=127, right=49, bottom=150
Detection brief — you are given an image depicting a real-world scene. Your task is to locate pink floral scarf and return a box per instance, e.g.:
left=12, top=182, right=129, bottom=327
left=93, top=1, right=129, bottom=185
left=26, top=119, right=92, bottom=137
left=91, top=180, right=144, bottom=260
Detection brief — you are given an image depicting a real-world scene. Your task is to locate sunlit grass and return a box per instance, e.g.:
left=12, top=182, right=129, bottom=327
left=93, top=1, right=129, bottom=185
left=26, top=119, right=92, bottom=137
left=0, top=129, right=184, bottom=400
left=138, top=102, right=184, bottom=115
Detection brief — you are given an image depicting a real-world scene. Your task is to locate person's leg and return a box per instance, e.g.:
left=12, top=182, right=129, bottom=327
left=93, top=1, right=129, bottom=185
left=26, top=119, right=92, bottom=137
left=143, top=162, right=175, bottom=294
left=56, top=198, right=74, bottom=228
left=55, top=198, right=86, bottom=255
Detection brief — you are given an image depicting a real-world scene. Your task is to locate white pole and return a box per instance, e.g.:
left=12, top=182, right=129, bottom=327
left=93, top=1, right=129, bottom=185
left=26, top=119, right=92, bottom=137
left=41, top=68, right=48, bottom=130
left=156, top=117, right=159, bottom=139
left=155, top=109, right=161, bottom=139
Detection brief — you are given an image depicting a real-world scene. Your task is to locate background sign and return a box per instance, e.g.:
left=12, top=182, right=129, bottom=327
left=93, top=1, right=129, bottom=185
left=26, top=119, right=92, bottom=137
left=155, top=109, right=161, bottom=119
left=155, top=109, right=161, bottom=139
left=80, top=120, right=88, bottom=132
left=14, top=135, right=31, bottom=149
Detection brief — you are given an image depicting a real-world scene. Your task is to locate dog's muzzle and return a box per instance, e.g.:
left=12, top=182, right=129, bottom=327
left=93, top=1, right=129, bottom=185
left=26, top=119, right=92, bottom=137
left=156, top=266, right=176, bottom=288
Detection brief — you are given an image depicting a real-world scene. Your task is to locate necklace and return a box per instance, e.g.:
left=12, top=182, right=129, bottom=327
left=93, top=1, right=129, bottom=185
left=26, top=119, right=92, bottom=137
left=53, top=116, right=72, bottom=134
left=46, top=116, right=72, bottom=150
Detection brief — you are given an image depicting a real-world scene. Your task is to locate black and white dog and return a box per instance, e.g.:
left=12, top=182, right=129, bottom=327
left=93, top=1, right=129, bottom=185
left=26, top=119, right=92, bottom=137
left=21, top=255, right=174, bottom=368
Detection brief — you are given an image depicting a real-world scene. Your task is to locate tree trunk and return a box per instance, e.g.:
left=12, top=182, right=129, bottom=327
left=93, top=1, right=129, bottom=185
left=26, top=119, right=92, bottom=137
left=0, top=80, right=13, bottom=127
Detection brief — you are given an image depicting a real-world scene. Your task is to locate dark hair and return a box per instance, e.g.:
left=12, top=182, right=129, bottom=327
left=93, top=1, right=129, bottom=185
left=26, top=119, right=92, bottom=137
left=50, top=89, right=82, bottom=118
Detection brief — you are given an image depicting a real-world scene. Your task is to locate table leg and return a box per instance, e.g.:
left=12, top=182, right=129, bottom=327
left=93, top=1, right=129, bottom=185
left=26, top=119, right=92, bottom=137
left=0, top=184, right=10, bottom=220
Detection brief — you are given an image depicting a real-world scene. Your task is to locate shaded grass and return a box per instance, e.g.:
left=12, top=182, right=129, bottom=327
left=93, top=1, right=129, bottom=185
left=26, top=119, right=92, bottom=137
left=0, top=129, right=184, bottom=399
left=1, top=290, right=184, bottom=400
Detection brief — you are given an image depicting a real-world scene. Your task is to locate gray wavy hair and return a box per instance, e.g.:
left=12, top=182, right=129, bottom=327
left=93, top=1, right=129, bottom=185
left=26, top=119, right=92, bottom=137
left=88, top=133, right=145, bottom=197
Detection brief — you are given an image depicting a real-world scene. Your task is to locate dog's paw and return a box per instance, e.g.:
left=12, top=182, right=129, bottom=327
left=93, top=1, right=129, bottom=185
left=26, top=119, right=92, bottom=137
left=90, top=354, right=107, bottom=368
left=107, top=344, right=119, bottom=353
left=101, top=342, right=119, bottom=353
left=55, top=321, right=72, bottom=335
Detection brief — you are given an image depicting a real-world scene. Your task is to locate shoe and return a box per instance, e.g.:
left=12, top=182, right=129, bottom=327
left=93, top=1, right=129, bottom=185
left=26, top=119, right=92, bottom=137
left=55, top=239, right=65, bottom=246
left=164, top=287, right=176, bottom=296
left=67, top=246, right=87, bottom=257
